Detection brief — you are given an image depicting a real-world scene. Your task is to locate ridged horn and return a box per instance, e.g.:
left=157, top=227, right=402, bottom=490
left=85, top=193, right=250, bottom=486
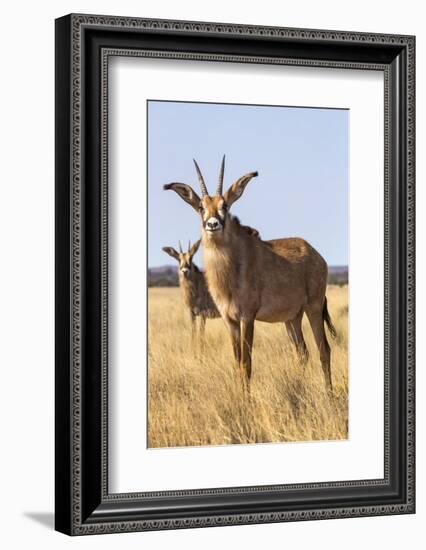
left=193, top=159, right=208, bottom=197
left=178, top=240, right=183, bottom=253
left=216, top=155, right=225, bottom=196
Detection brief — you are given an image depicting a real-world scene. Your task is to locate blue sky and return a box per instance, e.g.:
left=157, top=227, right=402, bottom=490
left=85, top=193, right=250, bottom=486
left=148, top=100, right=348, bottom=267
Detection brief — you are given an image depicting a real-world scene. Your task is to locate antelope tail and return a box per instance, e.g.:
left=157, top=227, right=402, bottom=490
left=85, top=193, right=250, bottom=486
left=323, top=297, right=337, bottom=339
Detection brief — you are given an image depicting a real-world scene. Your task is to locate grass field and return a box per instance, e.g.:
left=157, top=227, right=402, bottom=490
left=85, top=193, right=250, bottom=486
left=147, top=285, right=348, bottom=448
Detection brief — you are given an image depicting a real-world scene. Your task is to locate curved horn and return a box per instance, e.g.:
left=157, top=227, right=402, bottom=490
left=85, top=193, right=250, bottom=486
left=188, top=240, right=191, bottom=253
left=178, top=240, right=183, bottom=253
left=193, top=159, right=208, bottom=197
left=216, top=155, right=226, bottom=196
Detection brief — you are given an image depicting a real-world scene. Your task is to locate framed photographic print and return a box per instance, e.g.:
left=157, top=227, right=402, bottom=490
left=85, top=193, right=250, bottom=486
left=55, top=14, right=415, bottom=535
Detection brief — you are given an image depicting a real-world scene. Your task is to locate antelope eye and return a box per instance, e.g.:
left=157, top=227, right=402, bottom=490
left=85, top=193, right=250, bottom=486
left=222, top=203, right=228, bottom=211
left=198, top=204, right=204, bottom=213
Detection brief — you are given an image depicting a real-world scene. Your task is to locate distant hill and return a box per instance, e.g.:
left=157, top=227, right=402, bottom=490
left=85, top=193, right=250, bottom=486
left=148, top=265, right=179, bottom=287
left=328, top=265, right=348, bottom=285
left=148, top=264, right=348, bottom=287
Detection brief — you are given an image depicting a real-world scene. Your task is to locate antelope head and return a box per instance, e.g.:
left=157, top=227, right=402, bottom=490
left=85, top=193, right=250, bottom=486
left=162, top=239, right=201, bottom=278
left=163, top=156, right=258, bottom=241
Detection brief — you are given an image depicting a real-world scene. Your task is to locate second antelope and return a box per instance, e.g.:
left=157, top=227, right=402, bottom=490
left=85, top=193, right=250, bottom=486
left=164, top=157, right=336, bottom=391
left=162, top=239, right=220, bottom=338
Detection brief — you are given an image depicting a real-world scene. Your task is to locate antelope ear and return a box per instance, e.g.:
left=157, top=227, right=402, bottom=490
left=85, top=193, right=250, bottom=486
left=223, top=172, right=258, bottom=207
left=189, top=239, right=201, bottom=258
left=162, top=246, right=180, bottom=261
left=163, top=183, right=201, bottom=211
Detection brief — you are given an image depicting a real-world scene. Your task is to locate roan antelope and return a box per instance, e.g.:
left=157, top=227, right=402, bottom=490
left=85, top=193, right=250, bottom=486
left=164, top=157, right=336, bottom=390
left=162, top=239, right=220, bottom=338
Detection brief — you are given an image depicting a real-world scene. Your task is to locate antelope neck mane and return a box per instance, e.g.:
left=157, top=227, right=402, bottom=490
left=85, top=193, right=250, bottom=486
left=221, top=215, right=266, bottom=244
left=233, top=216, right=262, bottom=239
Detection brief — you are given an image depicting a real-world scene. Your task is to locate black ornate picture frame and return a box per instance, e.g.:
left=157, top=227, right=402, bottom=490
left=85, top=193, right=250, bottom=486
left=55, top=14, right=415, bottom=535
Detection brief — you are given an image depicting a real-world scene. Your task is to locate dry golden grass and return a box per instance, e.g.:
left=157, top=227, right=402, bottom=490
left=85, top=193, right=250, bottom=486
left=148, top=285, right=348, bottom=448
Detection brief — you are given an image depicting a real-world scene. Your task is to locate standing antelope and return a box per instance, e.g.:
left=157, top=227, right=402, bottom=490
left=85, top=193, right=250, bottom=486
left=164, top=157, right=336, bottom=390
left=162, top=239, right=220, bottom=338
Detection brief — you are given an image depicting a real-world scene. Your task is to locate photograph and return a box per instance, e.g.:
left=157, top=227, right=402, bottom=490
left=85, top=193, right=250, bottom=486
left=147, top=100, right=349, bottom=448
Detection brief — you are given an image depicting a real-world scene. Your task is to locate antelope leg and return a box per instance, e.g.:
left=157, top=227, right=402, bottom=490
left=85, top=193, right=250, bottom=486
left=285, top=308, right=309, bottom=364
left=240, top=318, right=255, bottom=384
left=306, top=306, right=332, bottom=391
left=223, top=316, right=241, bottom=366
